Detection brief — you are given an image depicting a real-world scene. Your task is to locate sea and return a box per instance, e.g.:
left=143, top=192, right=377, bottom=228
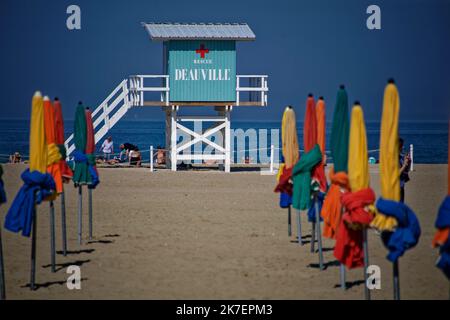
left=0, top=119, right=447, bottom=164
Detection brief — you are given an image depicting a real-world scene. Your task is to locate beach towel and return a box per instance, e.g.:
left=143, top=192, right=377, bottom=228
left=376, top=197, right=421, bottom=263
left=432, top=196, right=450, bottom=279
left=4, top=169, right=55, bottom=237
left=44, top=98, right=62, bottom=195
left=321, top=170, right=350, bottom=239
left=334, top=188, right=376, bottom=268
left=292, top=144, right=322, bottom=211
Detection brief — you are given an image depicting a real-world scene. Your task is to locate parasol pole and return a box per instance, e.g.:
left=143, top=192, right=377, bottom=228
left=88, top=188, right=93, bottom=240
left=393, top=260, right=400, bottom=300
left=363, top=228, right=371, bottom=299
left=288, top=205, right=292, bottom=237
left=30, top=200, right=37, bottom=290
left=0, top=227, right=5, bottom=299
left=339, top=206, right=347, bottom=290
left=314, top=194, right=324, bottom=270
left=49, top=201, right=56, bottom=273
left=311, top=220, right=315, bottom=253
left=78, top=185, right=82, bottom=245
left=296, top=209, right=303, bottom=245
left=61, top=190, right=67, bottom=256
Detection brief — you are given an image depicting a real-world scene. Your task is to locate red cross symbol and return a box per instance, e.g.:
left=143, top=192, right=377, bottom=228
left=195, top=44, right=209, bottom=59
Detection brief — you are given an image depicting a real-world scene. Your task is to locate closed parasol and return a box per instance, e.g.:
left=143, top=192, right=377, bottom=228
left=85, top=108, right=100, bottom=240
left=4, top=91, right=56, bottom=290
left=333, top=102, right=375, bottom=299
left=72, top=102, right=91, bottom=186
left=321, top=85, right=350, bottom=240
left=432, top=120, right=450, bottom=282
left=53, top=98, right=73, bottom=180
left=374, top=79, right=421, bottom=300
left=275, top=106, right=299, bottom=238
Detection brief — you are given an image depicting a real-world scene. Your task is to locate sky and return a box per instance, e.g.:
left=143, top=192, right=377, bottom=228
left=0, top=0, right=449, bottom=123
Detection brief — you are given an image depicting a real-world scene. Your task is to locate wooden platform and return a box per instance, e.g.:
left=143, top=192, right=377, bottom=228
left=142, top=101, right=265, bottom=107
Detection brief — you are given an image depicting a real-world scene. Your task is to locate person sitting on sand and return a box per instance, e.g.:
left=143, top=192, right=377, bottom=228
left=100, top=136, right=114, bottom=161
left=399, top=137, right=411, bottom=203
left=156, top=145, right=166, bottom=165
left=9, top=152, right=22, bottom=163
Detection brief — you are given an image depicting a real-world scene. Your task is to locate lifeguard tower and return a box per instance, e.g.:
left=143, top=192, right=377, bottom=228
left=65, top=23, right=268, bottom=172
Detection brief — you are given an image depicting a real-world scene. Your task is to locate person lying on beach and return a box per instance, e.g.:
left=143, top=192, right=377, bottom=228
left=9, top=152, right=22, bottom=163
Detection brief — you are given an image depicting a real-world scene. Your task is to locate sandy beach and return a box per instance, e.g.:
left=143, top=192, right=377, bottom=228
left=0, top=163, right=448, bottom=300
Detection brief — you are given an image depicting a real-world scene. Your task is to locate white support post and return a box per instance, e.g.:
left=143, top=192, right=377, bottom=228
left=270, top=144, right=274, bottom=173
left=140, top=76, right=144, bottom=106
left=150, top=145, right=154, bottom=172
left=409, top=144, right=414, bottom=172
left=225, top=106, right=231, bottom=173
left=171, top=106, right=177, bottom=171
left=236, top=76, right=240, bottom=106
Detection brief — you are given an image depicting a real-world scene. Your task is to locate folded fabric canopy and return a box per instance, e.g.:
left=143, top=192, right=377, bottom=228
left=321, top=86, right=350, bottom=239
left=85, top=108, right=99, bottom=189
left=292, top=144, right=322, bottom=211
left=371, top=81, right=400, bottom=232
left=304, top=95, right=327, bottom=192
left=432, top=196, right=450, bottom=279
left=334, top=104, right=375, bottom=268
left=72, top=102, right=92, bottom=186
left=44, top=97, right=62, bottom=195
left=53, top=98, right=73, bottom=181
left=4, top=92, right=56, bottom=237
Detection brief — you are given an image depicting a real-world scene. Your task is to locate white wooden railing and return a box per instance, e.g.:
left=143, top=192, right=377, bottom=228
left=236, top=75, right=268, bottom=106
left=129, top=75, right=170, bottom=106
left=65, top=79, right=131, bottom=156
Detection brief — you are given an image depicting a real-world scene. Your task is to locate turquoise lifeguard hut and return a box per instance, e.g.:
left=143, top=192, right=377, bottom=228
left=65, top=23, right=268, bottom=172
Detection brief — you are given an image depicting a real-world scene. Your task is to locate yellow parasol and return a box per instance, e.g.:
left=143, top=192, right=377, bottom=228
left=370, top=81, right=399, bottom=231
left=281, top=106, right=299, bottom=169
left=29, top=92, right=47, bottom=173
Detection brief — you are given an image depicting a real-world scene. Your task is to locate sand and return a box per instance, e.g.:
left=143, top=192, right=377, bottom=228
left=0, top=163, right=448, bottom=300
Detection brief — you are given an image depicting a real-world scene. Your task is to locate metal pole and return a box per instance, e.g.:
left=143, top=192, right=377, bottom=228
left=30, top=204, right=37, bottom=291
left=269, top=144, right=274, bottom=173
left=340, top=264, right=346, bottom=290
left=88, top=188, right=93, bottom=240
left=363, top=228, right=371, bottom=300
left=49, top=201, right=56, bottom=273
left=287, top=205, right=292, bottom=237
left=393, top=260, right=400, bottom=300
left=296, top=210, right=303, bottom=246
left=0, top=228, right=5, bottom=299
left=340, top=207, right=346, bottom=290
left=78, top=185, right=82, bottom=245
left=310, top=221, right=316, bottom=253
left=61, top=191, right=67, bottom=256
left=409, top=144, right=414, bottom=172
left=150, top=145, right=154, bottom=172
left=315, top=196, right=324, bottom=270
